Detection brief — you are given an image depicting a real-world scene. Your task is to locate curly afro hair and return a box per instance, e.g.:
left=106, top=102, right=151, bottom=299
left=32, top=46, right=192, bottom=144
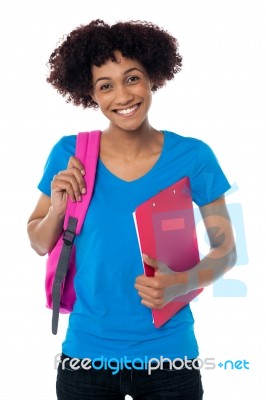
left=47, top=20, right=182, bottom=109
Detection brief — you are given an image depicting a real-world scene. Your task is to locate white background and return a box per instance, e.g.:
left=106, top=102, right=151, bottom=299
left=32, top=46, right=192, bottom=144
left=1, top=0, right=265, bottom=398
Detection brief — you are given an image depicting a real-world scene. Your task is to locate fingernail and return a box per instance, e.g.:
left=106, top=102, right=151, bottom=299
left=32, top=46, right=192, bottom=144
left=81, top=169, right=85, bottom=176
left=81, top=188, right=86, bottom=194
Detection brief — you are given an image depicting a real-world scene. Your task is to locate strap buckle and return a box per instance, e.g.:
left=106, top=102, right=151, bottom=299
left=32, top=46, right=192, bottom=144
left=63, top=229, right=75, bottom=246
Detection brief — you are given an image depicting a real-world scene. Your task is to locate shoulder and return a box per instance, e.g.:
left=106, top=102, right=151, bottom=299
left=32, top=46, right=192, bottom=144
left=164, top=130, right=227, bottom=178
left=37, top=134, right=77, bottom=196
left=46, top=135, right=77, bottom=167
left=164, top=130, right=202, bottom=145
left=51, top=134, right=77, bottom=155
left=163, top=130, right=212, bottom=154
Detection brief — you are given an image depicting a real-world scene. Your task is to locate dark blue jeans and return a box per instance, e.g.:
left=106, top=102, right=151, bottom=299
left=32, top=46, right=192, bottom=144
left=56, top=353, right=204, bottom=399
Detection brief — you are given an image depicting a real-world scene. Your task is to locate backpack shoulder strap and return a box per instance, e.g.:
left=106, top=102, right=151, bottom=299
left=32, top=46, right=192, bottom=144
left=63, top=130, right=101, bottom=233
left=51, top=130, right=101, bottom=335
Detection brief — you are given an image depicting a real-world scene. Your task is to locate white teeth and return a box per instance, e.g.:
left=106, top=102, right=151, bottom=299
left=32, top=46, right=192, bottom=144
left=116, top=104, right=139, bottom=115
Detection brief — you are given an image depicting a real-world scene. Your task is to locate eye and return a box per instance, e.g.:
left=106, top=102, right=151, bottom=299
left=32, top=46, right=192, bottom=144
left=100, top=83, right=112, bottom=91
left=127, top=76, right=140, bottom=84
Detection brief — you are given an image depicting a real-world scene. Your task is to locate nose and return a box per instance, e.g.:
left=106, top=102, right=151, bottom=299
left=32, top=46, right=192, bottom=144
left=114, top=85, right=134, bottom=106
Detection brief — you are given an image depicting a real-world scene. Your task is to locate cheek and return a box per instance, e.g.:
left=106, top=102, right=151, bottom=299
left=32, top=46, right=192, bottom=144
left=97, top=100, right=113, bottom=117
left=146, top=90, right=153, bottom=109
left=93, top=95, right=107, bottom=110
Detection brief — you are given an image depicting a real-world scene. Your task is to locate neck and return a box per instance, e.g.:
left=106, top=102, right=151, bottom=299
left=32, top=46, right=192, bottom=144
left=102, top=122, right=159, bottom=159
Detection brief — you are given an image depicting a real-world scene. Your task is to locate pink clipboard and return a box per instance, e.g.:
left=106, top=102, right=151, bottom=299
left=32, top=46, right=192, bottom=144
left=133, top=177, right=203, bottom=328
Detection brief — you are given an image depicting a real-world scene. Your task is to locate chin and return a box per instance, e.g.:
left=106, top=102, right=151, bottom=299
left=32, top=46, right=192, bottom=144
left=111, top=118, right=149, bottom=133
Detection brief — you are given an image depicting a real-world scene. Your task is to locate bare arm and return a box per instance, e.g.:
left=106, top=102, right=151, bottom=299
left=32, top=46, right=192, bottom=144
left=27, top=156, right=87, bottom=256
left=135, top=196, right=237, bottom=308
left=27, top=194, right=64, bottom=256
left=185, top=195, right=237, bottom=292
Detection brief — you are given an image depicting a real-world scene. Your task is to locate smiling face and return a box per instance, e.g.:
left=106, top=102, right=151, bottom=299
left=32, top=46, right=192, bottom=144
left=91, top=51, right=153, bottom=133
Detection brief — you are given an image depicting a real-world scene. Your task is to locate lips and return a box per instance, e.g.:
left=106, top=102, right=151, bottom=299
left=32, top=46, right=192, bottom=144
left=114, top=103, right=140, bottom=115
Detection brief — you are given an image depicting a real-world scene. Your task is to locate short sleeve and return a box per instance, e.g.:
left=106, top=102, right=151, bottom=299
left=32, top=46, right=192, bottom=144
left=37, top=135, right=76, bottom=196
left=191, top=140, right=231, bottom=206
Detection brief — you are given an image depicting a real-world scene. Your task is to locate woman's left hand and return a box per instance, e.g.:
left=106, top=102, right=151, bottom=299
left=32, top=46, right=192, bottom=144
left=134, top=254, right=189, bottom=309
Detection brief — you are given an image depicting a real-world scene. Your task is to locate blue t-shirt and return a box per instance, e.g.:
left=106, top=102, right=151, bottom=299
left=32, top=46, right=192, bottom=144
left=38, top=130, right=230, bottom=361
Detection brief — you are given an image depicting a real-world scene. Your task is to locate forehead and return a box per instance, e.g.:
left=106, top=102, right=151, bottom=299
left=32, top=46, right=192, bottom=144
left=91, top=51, right=145, bottom=81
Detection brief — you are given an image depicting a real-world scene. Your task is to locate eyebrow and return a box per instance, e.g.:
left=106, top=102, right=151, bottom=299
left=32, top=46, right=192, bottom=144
left=94, top=67, right=144, bottom=85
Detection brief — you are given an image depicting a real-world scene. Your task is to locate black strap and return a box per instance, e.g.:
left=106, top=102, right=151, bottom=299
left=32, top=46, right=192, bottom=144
left=51, top=217, right=78, bottom=335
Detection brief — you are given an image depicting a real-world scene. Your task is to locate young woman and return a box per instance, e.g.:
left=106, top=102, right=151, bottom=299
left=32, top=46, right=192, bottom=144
left=27, top=20, right=236, bottom=400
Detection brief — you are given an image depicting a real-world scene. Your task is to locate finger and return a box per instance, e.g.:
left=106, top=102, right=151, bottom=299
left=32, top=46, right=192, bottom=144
left=135, top=275, right=160, bottom=288
left=52, top=175, right=77, bottom=203
left=138, top=286, right=174, bottom=309
left=140, top=299, right=154, bottom=309
left=134, top=282, right=163, bottom=298
left=136, top=284, right=164, bottom=307
left=67, top=158, right=87, bottom=194
left=140, top=297, right=165, bottom=309
left=66, top=167, right=87, bottom=195
left=68, top=156, right=85, bottom=176
left=142, top=254, right=159, bottom=270
left=52, top=172, right=83, bottom=202
left=143, top=254, right=173, bottom=275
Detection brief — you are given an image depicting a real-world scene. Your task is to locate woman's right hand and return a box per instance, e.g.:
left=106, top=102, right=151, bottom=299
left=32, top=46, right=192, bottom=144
left=27, top=155, right=86, bottom=255
left=50, top=156, right=86, bottom=216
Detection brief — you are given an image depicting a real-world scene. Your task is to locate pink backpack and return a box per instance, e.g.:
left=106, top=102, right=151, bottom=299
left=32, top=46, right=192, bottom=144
left=45, top=131, right=101, bottom=334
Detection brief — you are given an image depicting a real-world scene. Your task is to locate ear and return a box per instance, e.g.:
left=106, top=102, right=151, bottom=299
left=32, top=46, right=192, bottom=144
left=90, top=91, right=96, bottom=103
left=88, top=84, right=96, bottom=101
